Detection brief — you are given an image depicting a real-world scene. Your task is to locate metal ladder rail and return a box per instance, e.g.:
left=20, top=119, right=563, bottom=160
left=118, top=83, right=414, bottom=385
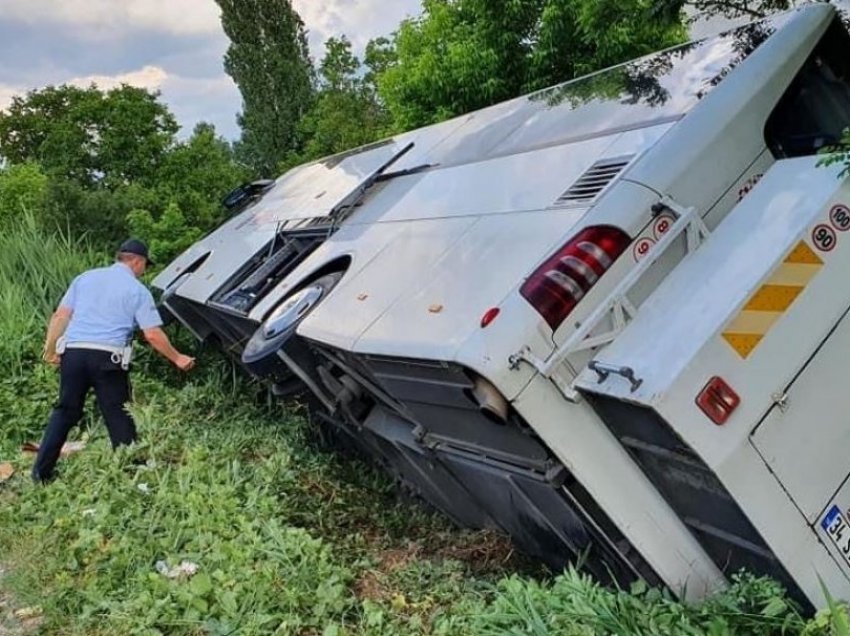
left=511, top=195, right=711, bottom=401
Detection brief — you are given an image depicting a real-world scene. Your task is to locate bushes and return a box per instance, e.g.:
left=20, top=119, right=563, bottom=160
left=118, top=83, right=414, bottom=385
left=0, top=162, right=49, bottom=223
left=444, top=570, right=810, bottom=635
left=127, top=203, right=203, bottom=266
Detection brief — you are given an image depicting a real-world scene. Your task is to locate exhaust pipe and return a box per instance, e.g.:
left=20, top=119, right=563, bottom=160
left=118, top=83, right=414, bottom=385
left=471, top=375, right=508, bottom=424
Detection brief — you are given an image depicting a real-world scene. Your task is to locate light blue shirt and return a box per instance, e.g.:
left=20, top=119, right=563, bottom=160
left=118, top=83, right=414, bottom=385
left=60, top=263, right=163, bottom=347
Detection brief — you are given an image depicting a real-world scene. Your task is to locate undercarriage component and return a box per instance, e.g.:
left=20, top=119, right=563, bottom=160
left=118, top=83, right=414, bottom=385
left=470, top=374, right=509, bottom=423
left=295, top=344, right=661, bottom=586
left=587, top=391, right=811, bottom=609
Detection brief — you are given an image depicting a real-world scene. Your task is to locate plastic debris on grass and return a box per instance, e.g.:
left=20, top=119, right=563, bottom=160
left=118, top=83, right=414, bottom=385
left=20, top=441, right=86, bottom=457
left=155, top=561, right=200, bottom=579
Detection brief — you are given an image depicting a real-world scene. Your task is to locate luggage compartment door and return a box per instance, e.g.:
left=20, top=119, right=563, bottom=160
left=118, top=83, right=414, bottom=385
left=751, top=306, right=850, bottom=523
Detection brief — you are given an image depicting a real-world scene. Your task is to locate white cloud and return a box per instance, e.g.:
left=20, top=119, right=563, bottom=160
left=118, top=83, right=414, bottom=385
left=0, top=65, right=240, bottom=137
left=0, top=1, right=424, bottom=138
left=0, top=83, right=24, bottom=110
left=0, top=0, right=221, bottom=37
left=159, top=73, right=242, bottom=138
left=292, top=0, right=420, bottom=58
left=69, top=65, right=170, bottom=92
left=0, top=1, right=421, bottom=46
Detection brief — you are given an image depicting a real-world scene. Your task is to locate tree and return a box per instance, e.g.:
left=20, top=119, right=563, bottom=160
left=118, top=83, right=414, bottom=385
left=123, top=123, right=249, bottom=259
left=374, top=0, right=687, bottom=131
left=0, top=85, right=178, bottom=189
left=653, top=0, right=792, bottom=20
left=154, top=122, right=250, bottom=230
left=0, top=163, right=49, bottom=222
left=286, top=37, right=391, bottom=167
left=126, top=202, right=203, bottom=265
left=216, top=0, right=316, bottom=175
left=375, top=0, right=539, bottom=130
left=363, top=37, right=397, bottom=89
left=527, top=0, right=688, bottom=91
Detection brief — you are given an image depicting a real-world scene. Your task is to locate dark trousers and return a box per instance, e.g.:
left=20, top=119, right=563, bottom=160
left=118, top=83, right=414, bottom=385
left=32, top=348, right=135, bottom=482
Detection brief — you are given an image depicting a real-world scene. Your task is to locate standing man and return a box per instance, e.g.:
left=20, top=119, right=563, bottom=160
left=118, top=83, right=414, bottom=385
left=32, top=239, right=196, bottom=483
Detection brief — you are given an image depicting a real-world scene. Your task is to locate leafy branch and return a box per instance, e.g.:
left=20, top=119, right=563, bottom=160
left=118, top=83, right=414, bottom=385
left=818, top=128, right=850, bottom=178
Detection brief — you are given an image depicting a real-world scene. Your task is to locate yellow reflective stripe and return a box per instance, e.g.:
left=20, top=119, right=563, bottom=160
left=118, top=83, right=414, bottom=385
left=722, top=333, right=763, bottom=358
left=722, top=240, right=823, bottom=359
left=743, top=285, right=804, bottom=312
left=784, top=241, right=823, bottom=265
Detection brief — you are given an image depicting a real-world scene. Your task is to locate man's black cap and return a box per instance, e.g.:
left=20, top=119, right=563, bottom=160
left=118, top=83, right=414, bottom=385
left=118, top=238, right=154, bottom=265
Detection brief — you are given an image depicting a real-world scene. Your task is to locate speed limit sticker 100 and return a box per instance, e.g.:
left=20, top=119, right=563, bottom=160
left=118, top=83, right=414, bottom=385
left=830, top=204, right=850, bottom=232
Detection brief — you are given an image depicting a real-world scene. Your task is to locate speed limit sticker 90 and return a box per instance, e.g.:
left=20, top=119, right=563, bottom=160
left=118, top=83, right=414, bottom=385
left=830, top=204, right=850, bottom=232
left=813, top=224, right=837, bottom=252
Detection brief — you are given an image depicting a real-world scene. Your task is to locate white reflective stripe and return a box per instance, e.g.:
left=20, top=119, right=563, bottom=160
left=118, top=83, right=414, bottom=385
left=576, top=241, right=612, bottom=269
left=65, top=342, right=125, bottom=355
left=544, top=270, right=585, bottom=300
left=559, top=255, right=599, bottom=285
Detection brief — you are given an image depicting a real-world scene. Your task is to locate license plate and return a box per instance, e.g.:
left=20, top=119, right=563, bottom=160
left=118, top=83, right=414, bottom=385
left=821, top=505, right=850, bottom=564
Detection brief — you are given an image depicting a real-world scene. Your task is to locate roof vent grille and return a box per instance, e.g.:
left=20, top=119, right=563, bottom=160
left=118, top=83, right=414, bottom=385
left=554, top=155, right=634, bottom=206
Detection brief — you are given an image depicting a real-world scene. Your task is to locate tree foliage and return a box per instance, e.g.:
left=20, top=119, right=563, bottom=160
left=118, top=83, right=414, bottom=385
left=0, top=163, right=49, bottom=222
left=0, top=84, right=246, bottom=258
left=153, top=122, right=250, bottom=231
left=820, top=129, right=850, bottom=178
left=216, top=0, right=316, bottom=175
left=285, top=37, right=391, bottom=168
left=0, top=85, right=178, bottom=189
left=654, top=0, right=793, bottom=20
left=127, top=202, right=204, bottom=265
left=374, top=0, right=687, bottom=130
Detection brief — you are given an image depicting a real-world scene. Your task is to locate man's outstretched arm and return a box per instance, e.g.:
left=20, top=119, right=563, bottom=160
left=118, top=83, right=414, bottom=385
left=142, top=327, right=195, bottom=371
left=43, top=306, right=73, bottom=365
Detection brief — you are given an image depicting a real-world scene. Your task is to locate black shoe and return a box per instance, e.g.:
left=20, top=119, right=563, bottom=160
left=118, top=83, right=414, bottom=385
left=31, top=467, right=55, bottom=484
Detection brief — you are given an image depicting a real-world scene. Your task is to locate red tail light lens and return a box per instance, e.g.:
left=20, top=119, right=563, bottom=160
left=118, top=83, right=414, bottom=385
left=520, top=225, right=631, bottom=330
left=696, top=376, right=740, bottom=426
left=480, top=307, right=501, bottom=328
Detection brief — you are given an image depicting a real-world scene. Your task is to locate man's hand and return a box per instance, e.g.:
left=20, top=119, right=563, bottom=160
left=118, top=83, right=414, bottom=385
left=143, top=327, right=196, bottom=371
left=174, top=354, right=196, bottom=372
left=42, top=349, right=60, bottom=367
left=43, top=306, right=72, bottom=368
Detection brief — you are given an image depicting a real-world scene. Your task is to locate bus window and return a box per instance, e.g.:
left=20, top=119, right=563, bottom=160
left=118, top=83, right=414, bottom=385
left=766, top=20, right=850, bottom=158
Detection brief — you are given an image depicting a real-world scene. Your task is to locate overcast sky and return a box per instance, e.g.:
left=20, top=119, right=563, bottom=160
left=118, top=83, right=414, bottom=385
left=0, top=0, right=421, bottom=140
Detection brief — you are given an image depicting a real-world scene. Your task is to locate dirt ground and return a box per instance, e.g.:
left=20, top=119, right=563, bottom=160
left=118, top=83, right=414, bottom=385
left=0, top=566, right=40, bottom=636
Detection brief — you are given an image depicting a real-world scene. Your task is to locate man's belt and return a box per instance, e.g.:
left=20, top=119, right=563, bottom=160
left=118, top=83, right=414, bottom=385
left=64, top=342, right=125, bottom=354
left=59, top=338, right=133, bottom=370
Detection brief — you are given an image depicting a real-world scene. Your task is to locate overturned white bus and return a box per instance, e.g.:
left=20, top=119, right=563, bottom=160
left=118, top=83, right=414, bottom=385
left=154, top=4, right=850, bottom=608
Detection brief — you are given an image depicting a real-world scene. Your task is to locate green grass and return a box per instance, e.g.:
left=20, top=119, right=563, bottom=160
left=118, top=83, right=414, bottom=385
left=0, top=215, right=847, bottom=635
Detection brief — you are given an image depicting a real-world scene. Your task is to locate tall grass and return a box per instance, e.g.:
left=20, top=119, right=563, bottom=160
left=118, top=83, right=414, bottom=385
left=0, top=213, right=102, bottom=373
